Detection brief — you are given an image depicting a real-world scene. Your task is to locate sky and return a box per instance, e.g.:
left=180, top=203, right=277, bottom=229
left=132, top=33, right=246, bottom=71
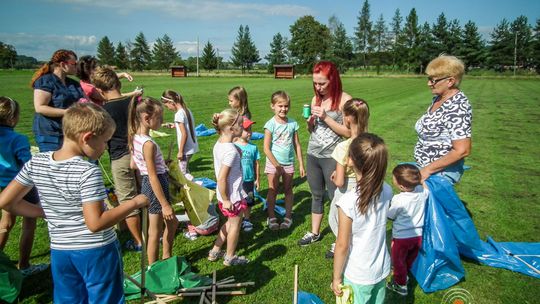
left=1, top=0, right=539, bottom=62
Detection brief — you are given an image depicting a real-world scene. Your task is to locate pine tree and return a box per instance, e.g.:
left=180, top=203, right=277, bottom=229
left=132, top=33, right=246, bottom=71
left=354, top=0, right=373, bottom=68
left=460, top=21, right=486, bottom=68
left=161, top=34, right=180, bottom=69
left=288, top=15, right=330, bottom=72
left=511, top=16, right=533, bottom=68
left=432, top=13, right=449, bottom=56
left=231, top=25, right=260, bottom=73
left=390, top=8, right=404, bottom=69
left=403, top=8, right=420, bottom=72
left=0, top=41, right=17, bottom=68
left=372, top=14, right=389, bottom=74
left=447, top=19, right=462, bottom=55
left=265, top=32, right=288, bottom=73
left=532, top=19, right=540, bottom=73
left=114, top=42, right=130, bottom=69
left=130, top=32, right=151, bottom=71
left=96, top=36, right=115, bottom=65
left=489, top=19, right=513, bottom=68
left=328, top=15, right=354, bottom=73
left=418, top=22, right=435, bottom=73
left=201, top=40, right=218, bottom=71
left=152, top=37, right=166, bottom=70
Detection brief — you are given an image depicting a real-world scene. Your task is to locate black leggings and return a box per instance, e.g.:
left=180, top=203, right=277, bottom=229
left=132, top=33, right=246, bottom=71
left=306, top=154, right=337, bottom=214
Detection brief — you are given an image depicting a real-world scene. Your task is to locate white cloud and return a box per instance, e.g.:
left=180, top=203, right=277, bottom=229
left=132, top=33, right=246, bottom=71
left=0, top=32, right=98, bottom=60
left=54, top=0, right=314, bottom=21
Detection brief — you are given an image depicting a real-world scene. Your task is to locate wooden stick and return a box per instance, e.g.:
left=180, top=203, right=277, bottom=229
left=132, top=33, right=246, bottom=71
left=178, top=291, right=246, bottom=297
left=293, top=265, right=299, bottom=304
left=216, top=276, right=235, bottom=284
left=198, top=291, right=206, bottom=304
left=177, top=281, right=254, bottom=293
left=212, top=271, right=217, bottom=304
left=140, top=206, right=149, bottom=303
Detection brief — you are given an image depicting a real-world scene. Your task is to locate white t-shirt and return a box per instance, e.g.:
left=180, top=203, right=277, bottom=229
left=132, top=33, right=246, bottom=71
left=336, top=183, right=393, bottom=285
left=387, top=185, right=429, bottom=239
left=213, top=142, right=246, bottom=203
left=174, top=109, right=199, bottom=155
left=16, top=152, right=117, bottom=250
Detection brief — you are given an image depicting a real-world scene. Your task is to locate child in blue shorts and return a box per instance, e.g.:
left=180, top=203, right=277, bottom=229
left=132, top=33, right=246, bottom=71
left=0, top=103, right=148, bottom=303
left=234, top=117, right=260, bottom=232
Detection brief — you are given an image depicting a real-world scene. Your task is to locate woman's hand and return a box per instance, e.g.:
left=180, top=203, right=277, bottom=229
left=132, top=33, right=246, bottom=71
left=420, top=167, right=432, bottom=182
left=331, top=279, right=343, bottom=297
left=311, top=105, right=327, bottom=121
left=118, top=72, right=134, bottom=81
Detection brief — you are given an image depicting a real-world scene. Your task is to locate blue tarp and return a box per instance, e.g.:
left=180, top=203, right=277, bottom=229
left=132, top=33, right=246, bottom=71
left=194, top=124, right=217, bottom=137
left=411, top=175, right=540, bottom=293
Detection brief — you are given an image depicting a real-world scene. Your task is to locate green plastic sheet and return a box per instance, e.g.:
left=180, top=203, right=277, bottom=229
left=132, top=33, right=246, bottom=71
left=0, top=251, right=22, bottom=303
left=124, top=256, right=211, bottom=300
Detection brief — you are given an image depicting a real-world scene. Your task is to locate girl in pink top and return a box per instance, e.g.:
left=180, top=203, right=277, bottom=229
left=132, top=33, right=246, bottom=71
left=128, top=97, right=178, bottom=265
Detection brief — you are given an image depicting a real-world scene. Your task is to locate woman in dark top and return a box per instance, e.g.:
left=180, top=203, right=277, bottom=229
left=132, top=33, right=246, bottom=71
left=30, top=49, right=84, bottom=152
left=414, top=55, right=472, bottom=184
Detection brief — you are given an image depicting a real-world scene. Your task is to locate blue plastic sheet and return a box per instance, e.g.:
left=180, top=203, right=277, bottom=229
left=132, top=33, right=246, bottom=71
left=250, top=132, right=264, bottom=140
left=192, top=177, right=217, bottom=189
left=254, top=190, right=286, bottom=217
left=298, top=291, right=325, bottom=304
left=411, top=175, right=540, bottom=293
left=194, top=124, right=217, bottom=137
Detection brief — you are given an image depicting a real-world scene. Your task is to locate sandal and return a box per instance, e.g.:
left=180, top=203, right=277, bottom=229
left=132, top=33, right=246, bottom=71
left=207, top=249, right=225, bottom=262
left=267, top=217, right=279, bottom=230
left=280, top=217, right=293, bottom=230
left=223, top=255, right=249, bottom=266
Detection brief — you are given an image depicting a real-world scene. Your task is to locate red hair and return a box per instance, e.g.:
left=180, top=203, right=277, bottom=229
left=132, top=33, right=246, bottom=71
left=312, top=61, right=342, bottom=111
left=30, top=49, right=77, bottom=87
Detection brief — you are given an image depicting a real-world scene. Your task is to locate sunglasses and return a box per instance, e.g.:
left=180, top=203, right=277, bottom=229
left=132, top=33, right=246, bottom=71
left=427, top=76, right=451, bottom=85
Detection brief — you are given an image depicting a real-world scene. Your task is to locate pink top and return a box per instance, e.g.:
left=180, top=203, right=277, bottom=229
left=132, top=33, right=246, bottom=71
left=132, top=134, right=167, bottom=175
left=79, top=80, right=104, bottom=106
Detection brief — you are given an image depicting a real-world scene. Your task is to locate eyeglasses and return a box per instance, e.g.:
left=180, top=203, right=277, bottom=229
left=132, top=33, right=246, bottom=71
left=427, top=76, right=451, bottom=85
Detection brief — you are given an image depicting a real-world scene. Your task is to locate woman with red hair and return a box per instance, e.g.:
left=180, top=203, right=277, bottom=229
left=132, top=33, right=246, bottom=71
left=298, top=61, right=352, bottom=247
left=30, top=49, right=85, bottom=152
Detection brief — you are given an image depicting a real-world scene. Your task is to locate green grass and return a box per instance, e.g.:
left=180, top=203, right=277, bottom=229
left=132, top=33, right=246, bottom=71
left=0, top=71, right=539, bottom=303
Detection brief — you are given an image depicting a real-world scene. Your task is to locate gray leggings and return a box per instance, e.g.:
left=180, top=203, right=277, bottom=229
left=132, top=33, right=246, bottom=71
left=306, top=154, right=337, bottom=214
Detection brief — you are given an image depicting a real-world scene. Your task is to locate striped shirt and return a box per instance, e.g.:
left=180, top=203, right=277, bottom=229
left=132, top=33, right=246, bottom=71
left=132, top=134, right=167, bottom=175
left=15, top=152, right=116, bottom=250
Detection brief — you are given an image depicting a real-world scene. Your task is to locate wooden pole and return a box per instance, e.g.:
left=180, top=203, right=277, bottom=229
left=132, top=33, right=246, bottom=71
left=293, top=265, right=298, bottom=304
left=140, top=206, right=149, bottom=303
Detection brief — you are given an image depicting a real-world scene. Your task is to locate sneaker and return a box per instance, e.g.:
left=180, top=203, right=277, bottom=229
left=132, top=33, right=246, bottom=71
left=325, top=243, right=335, bottom=259
left=183, top=231, right=198, bottom=241
left=298, top=232, right=320, bottom=246
left=20, top=263, right=49, bottom=277
left=124, top=239, right=142, bottom=252
left=223, top=255, right=249, bottom=266
left=208, top=249, right=225, bottom=262
left=387, top=280, right=408, bottom=296
left=242, top=220, right=254, bottom=232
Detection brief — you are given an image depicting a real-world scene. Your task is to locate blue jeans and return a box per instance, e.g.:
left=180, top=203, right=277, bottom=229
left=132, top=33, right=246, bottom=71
left=51, top=240, right=124, bottom=304
left=35, top=135, right=63, bottom=152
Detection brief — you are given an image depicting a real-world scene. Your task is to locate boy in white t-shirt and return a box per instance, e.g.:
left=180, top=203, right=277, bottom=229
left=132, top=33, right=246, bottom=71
left=387, top=164, right=429, bottom=296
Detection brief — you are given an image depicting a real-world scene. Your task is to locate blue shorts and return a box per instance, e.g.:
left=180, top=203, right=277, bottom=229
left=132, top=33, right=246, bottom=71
left=50, top=240, right=124, bottom=304
left=242, top=181, right=255, bottom=206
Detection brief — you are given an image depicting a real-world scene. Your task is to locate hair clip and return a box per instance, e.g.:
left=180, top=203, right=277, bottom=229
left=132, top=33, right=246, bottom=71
left=354, top=100, right=364, bottom=106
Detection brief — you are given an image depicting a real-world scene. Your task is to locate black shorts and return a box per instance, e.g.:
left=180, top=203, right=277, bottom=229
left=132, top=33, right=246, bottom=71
left=242, top=181, right=255, bottom=206
left=0, top=186, right=40, bottom=205
left=141, top=173, right=170, bottom=214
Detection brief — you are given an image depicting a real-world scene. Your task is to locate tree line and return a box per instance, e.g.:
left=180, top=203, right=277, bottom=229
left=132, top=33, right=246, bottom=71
left=1, top=0, right=539, bottom=74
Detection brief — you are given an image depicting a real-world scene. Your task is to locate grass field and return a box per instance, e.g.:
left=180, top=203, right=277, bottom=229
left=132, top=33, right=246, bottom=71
left=0, top=70, right=539, bottom=303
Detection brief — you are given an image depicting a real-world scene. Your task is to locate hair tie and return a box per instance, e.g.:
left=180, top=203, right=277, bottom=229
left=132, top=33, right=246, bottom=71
left=355, top=100, right=364, bottom=106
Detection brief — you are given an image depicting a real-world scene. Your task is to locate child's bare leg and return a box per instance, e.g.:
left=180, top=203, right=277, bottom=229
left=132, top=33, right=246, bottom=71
left=244, top=206, right=251, bottom=220
left=282, top=173, right=294, bottom=219
left=212, top=221, right=228, bottom=252
left=266, top=173, right=279, bottom=219
left=0, top=210, right=16, bottom=250
left=225, top=215, right=243, bottom=257
left=125, top=215, right=143, bottom=246
left=147, top=214, right=163, bottom=265
left=18, top=217, right=37, bottom=269
left=161, top=217, right=178, bottom=260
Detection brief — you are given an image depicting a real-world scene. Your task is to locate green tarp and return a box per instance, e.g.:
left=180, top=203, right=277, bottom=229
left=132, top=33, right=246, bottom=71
left=123, top=256, right=211, bottom=300
left=0, top=251, right=22, bottom=303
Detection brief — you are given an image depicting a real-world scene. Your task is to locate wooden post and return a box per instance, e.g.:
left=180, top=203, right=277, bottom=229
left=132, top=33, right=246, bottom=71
left=293, top=265, right=298, bottom=304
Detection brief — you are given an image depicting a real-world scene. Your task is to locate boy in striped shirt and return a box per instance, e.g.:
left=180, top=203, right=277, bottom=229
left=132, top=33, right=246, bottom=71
left=0, top=103, right=148, bottom=303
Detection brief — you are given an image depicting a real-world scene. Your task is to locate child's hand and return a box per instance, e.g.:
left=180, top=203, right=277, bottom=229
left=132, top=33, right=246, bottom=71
left=331, top=279, right=343, bottom=297
left=255, top=179, right=260, bottom=190
left=221, top=200, right=232, bottom=211
left=275, top=165, right=284, bottom=176
left=299, top=165, right=306, bottom=178
left=132, top=194, right=149, bottom=208
left=177, top=151, right=185, bottom=161
left=162, top=204, right=175, bottom=221
left=330, top=170, right=336, bottom=182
